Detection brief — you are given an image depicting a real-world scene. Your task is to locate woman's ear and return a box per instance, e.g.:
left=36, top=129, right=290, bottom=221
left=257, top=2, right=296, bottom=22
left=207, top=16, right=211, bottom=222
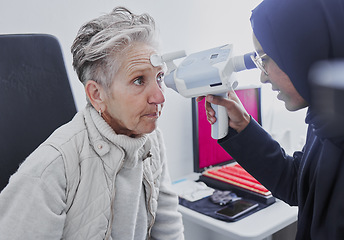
left=85, top=80, right=106, bottom=112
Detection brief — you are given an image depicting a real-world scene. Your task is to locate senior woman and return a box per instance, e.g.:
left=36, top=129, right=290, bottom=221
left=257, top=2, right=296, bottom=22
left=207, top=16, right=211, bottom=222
left=0, top=7, right=184, bottom=240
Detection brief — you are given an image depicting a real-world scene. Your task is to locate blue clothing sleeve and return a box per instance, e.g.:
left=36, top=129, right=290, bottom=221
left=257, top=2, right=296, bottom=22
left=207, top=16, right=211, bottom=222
left=218, top=117, right=301, bottom=206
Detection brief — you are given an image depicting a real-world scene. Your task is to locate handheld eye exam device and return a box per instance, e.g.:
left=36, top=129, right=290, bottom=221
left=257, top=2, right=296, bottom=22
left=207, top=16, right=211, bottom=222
left=151, top=44, right=257, bottom=139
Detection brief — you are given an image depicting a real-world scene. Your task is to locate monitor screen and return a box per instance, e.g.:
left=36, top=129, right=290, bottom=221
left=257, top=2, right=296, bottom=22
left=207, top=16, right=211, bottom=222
left=192, top=88, right=262, bottom=172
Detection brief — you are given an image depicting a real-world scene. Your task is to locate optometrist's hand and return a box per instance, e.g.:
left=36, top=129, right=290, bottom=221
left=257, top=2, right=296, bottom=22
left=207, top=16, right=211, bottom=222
left=196, top=89, right=251, bottom=133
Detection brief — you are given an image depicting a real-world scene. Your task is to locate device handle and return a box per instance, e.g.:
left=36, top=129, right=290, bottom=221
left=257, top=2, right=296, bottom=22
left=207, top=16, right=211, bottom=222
left=211, top=93, right=228, bottom=139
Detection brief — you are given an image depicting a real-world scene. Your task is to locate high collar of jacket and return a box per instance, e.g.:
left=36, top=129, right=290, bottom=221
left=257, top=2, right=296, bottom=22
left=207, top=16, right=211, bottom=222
left=84, top=104, right=151, bottom=169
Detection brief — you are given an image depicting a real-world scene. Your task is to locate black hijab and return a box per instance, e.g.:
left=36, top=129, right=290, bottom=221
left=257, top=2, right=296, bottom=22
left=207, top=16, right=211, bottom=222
left=250, top=1, right=344, bottom=238
left=250, top=0, right=344, bottom=143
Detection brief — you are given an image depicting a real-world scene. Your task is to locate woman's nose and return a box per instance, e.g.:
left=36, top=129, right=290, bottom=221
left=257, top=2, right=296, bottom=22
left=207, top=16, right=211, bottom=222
left=148, top=81, right=165, bottom=104
left=260, top=71, right=269, bottom=84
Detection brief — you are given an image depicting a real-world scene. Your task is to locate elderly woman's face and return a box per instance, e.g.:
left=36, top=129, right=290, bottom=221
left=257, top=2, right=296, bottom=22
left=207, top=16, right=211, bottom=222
left=101, top=42, right=165, bottom=137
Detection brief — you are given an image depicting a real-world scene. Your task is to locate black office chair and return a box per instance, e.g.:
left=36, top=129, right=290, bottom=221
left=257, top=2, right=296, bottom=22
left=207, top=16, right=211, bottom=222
left=0, top=34, right=77, bottom=191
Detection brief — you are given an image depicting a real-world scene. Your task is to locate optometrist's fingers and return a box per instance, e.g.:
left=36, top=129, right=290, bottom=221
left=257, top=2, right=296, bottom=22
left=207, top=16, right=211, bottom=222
left=196, top=96, right=205, bottom=102
left=197, top=95, right=217, bottom=124
left=205, top=90, right=250, bottom=133
left=204, top=100, right=217, bottom=124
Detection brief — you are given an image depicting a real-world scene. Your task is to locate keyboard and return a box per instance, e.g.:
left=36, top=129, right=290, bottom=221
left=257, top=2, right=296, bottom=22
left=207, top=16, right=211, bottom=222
left=202, top=163, right=271, bottom=196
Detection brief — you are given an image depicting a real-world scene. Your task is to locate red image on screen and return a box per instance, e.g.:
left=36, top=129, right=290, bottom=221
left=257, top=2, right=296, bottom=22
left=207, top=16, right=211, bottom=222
left=194, top=88, right=261, bottom=171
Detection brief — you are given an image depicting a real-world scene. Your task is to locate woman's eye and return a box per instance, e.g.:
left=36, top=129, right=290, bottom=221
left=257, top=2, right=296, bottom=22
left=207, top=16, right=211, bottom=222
left=133, top=77, right=144, bottom=86
left=157, top=72, right=164, bottom=83
left=261, top=56, right=269, bottom=63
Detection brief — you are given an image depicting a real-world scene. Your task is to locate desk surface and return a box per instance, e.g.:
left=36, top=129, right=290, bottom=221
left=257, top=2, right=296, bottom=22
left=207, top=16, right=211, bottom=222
left=176, top=174, right=298, bottom=240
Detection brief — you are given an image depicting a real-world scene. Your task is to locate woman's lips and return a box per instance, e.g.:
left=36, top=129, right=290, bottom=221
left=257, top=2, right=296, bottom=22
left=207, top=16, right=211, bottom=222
left=143, top=104, right=163, bottom=118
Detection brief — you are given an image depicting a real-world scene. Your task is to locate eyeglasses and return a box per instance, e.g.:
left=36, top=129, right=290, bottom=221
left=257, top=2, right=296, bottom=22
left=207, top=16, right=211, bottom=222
left=251, top=52, right=268, bottom=76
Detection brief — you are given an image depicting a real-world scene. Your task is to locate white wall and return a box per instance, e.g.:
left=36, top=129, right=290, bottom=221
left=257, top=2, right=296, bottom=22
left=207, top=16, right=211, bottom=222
left=1, top=0, right=307, bottom=180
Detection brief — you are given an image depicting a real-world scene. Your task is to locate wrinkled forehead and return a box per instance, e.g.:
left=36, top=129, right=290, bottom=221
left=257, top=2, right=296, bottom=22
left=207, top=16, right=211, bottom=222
left=118, top=42, right=165, bottom=74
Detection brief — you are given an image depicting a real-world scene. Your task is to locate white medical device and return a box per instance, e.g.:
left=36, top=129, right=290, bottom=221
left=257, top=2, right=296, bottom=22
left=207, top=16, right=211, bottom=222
left=157, top=44, right=256, bottom=139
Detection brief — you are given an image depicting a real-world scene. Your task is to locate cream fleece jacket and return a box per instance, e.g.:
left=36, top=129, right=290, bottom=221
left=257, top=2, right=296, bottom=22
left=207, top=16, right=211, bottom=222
left=0, top=105, right=184, bottom=239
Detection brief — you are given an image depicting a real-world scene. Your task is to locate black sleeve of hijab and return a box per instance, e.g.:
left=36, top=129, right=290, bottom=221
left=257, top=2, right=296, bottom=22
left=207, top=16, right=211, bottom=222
left=218, top=117, right=300, bottom=206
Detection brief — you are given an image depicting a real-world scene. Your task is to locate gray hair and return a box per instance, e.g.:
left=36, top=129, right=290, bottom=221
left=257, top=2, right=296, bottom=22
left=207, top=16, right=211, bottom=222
left=71, top=7, right=159, bottom=90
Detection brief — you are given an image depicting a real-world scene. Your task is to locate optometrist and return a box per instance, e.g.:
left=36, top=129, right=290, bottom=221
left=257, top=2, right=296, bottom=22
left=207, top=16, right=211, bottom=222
left=198, top=0, right=344, bottom=239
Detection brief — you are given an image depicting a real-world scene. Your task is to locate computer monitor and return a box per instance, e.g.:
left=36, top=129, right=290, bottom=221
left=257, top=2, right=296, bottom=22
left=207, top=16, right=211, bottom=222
left=192, top=87, right=262, bottom=172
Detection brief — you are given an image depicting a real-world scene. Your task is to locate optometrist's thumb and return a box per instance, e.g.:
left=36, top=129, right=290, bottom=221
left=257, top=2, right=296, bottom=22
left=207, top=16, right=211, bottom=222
left=205, top=94, right=228, bottom=108
left=205, top=92, right=250, bottom=133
